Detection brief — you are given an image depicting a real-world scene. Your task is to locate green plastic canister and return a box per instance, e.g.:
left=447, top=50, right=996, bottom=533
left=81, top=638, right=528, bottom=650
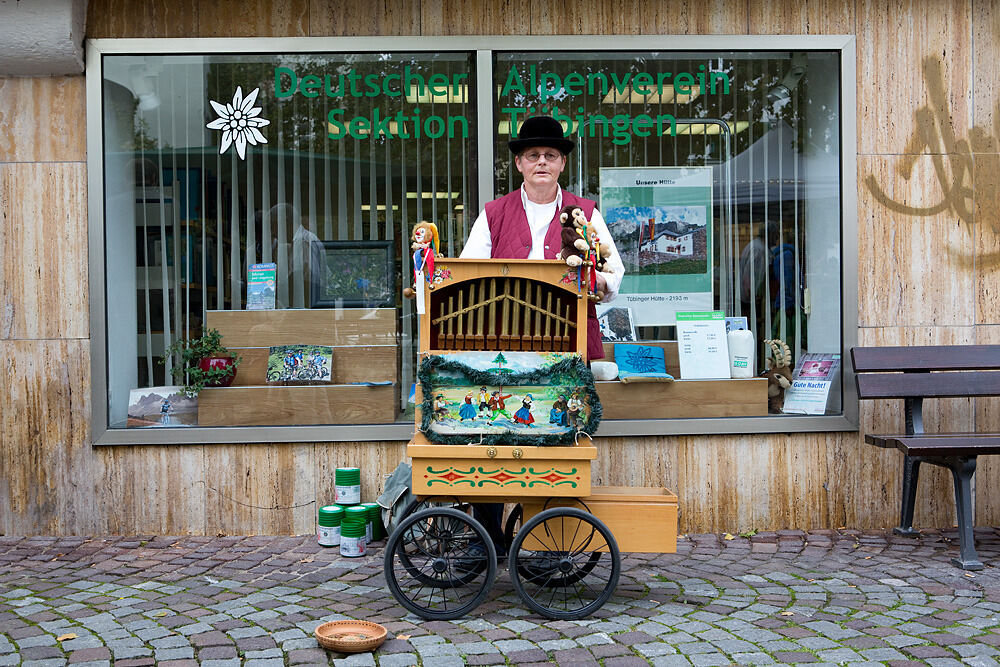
left=317, top=505, right=343, bottom=547
left=340, top=506, right=368, bottom=557
left=335, top=467, right=361, bottom=505
left=362, top=502, right=383, bottom=542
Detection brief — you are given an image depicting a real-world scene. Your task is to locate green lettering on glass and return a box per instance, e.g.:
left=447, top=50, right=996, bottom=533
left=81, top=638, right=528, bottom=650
left=274, top=66, right=297, bottom=98
left=674, top=72, right=695, bottom=95
left=563, top=72, right=584, bottom=95
left=632, top=72, right=654, bottom=95
left=501, top=66, right=526, bottom=97
left=300, top=74, right=321, bottom=98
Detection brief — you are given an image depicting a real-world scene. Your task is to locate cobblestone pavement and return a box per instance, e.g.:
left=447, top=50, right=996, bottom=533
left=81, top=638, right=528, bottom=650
left=2, top=529, right=1000, bottom=666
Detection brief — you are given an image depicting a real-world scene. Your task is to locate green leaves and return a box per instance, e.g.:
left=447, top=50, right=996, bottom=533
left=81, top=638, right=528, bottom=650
left=159, top=328, right=242, bottom=397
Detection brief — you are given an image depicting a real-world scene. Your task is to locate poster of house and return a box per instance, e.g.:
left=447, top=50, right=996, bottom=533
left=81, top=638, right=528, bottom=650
left=600, top=166, right=713, bottom=326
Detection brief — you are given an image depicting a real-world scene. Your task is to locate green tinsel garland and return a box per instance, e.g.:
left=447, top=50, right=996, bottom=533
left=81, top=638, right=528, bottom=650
left=418, top=354, right=602, bottom=446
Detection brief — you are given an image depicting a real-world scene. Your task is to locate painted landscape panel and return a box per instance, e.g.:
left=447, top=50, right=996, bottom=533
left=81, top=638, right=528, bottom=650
left=419, top=351, right=600, bottom=445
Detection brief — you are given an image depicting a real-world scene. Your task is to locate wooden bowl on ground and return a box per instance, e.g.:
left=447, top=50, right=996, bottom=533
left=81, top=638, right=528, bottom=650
left=315, top=620, right=388, bottom=653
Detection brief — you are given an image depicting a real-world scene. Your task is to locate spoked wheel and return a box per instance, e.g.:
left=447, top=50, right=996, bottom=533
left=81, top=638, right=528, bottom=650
left=403, top=497, right=467, bottom=519
left=506, top=503, right=600, bottom=586
left=396, top=498, right=486, bottom=585
left=508, top=507, right=620, bottom=620
left=384, top=507, right=497, bottom=620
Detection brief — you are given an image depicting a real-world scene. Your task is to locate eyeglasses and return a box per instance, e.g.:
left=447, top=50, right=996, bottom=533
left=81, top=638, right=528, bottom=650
left=519, top=150, right=563, bottom=163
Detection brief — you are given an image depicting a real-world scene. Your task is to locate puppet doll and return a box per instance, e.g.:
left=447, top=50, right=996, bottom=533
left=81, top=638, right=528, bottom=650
left=559, top=204, right=616, bottom=300
left=402, top=221, right=440, bottom=299
left=761, top=338, right=793, bottom=413
left=558, top=204, right=590, bottom=268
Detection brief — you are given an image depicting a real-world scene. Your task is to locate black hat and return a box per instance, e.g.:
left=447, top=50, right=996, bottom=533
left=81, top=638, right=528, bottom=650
left=508, top=115, right=574, bottom=155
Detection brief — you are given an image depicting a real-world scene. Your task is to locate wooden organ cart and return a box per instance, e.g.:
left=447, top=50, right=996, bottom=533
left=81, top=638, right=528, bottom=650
left=382, top=257, right=678, bottom=621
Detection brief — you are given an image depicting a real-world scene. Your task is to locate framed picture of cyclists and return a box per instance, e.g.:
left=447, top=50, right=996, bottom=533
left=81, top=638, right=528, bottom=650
left=266, top=345, right=334, bottom=384
left=309, top=240, right=395, bottom=308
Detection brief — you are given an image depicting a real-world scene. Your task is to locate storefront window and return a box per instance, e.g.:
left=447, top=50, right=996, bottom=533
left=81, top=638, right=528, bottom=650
left=89, top=38, right=854, bottom=443
left=495, top=50, right=843, bottom=415
left=100, top=51, right=476, bottom=431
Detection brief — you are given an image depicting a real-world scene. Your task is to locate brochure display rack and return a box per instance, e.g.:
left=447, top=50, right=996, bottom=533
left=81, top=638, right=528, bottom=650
left=596, top=342, right=768, bottom=419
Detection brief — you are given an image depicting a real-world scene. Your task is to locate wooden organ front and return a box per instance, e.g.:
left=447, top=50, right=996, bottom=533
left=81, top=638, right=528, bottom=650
left=418, top=258, right=591, bottom=358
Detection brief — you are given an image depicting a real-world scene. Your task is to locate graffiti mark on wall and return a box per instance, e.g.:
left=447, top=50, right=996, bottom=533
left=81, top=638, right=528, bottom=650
left=864, top=57, right=985, bottom=227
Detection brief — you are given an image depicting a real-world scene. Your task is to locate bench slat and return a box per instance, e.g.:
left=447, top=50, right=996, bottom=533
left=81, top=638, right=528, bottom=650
left=865, top=433, right=1000, bottom=457
left=855, top=371, right=1000, bottom=399
left=852, top=345, right=1000, bottom=372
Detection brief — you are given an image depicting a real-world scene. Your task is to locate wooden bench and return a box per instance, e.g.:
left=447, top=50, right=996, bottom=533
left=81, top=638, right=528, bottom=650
left=851, top=345, right=1000, bottom=570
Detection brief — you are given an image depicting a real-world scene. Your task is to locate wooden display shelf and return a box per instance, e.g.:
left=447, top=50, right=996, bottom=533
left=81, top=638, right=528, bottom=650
left=198, top=383, right=396, bottom=426
left=206, top=308, right=396, bottom=348
left=520, top=486, right=678, bottom=553
left=230, top=345, right=396, bottom=386
left=597, top=377, right=767, bottom=419
left=408, top=432, right=596, bottom=498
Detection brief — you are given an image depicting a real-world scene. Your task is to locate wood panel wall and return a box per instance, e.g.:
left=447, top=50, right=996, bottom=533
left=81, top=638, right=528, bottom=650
left=2, top=0, right=996, bottom=536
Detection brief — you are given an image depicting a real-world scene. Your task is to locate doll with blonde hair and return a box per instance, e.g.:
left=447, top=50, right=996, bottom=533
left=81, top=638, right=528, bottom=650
left=403, top=221, right=440, bottom=299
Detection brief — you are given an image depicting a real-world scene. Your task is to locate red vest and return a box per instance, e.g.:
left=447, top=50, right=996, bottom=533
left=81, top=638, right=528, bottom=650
left=483, top=190, right=604, bottom=360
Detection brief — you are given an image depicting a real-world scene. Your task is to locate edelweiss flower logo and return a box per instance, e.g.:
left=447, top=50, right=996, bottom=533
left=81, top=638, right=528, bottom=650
left=206, top=86, right=270, bottom=160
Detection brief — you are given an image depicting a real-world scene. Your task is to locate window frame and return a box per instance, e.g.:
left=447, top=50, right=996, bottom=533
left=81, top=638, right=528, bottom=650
left=86, top=35, right=858, bottom=446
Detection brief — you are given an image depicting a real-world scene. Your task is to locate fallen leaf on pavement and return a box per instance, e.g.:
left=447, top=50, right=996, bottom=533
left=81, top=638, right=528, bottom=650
left=779, top=611, right=794, bottom=617
left=723, top=533, right=735, bottom=540
left=396, top=634, right=411, bottom=640
left=56, top=634, right=77, bottom=641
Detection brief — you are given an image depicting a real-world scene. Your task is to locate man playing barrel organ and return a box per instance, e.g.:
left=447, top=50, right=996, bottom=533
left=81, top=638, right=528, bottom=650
left=459, top=114, right=626, bottom=553
left=460, top=115, right=625, bottom=361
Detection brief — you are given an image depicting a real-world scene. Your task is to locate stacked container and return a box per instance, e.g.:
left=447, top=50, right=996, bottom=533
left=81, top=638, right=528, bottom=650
left=362, top=502, right=383, bottom=542
left=335, top=467, right=361, bottom=505
left=340, top=506, right=368, bottom=557
left=317, top=505, right=343, bottom=547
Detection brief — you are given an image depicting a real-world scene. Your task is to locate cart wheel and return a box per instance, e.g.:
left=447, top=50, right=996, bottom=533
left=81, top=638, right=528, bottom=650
left=508, top=507, right=620, bottom=620
left=396, top=498, right=480, bottom=584
left=384, top=507, right=497, bottom=620
left=503, top=503, right=523, bottom=550
left=402, top=496, right=468, bottom=518
left=506, top=503, right=600, bottom=585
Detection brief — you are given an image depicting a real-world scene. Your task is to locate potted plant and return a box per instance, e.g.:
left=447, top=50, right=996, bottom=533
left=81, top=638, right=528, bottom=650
left=160, top=328, right=241, bottom=397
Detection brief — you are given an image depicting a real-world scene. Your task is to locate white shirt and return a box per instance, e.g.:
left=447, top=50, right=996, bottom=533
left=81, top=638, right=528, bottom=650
left=460, top=185, right=625, bottom=302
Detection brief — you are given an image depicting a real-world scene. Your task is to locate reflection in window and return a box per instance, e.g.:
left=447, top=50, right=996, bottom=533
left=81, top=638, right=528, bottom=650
left=493, top=52, right=842, bottom=378
left=102, top=53, right=476, bottom=427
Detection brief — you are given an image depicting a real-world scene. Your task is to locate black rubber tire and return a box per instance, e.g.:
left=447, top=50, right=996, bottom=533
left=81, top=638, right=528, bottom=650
left=504, top=502, right=601, bottom=586
left=402, top=497, right=466, bottom=519
left=396, top=498, right=486, bottom=584
left=518, top=549, right=603, bottom=588
left=384, top=507, right=497, bottom=620
left=508, top=507, right=620, bottom=620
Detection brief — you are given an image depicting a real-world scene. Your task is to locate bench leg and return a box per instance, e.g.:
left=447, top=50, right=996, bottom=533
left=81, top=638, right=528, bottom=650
left=893, top=455, right=921, bottom=537
left=948, top=456, right=983, bottom=571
